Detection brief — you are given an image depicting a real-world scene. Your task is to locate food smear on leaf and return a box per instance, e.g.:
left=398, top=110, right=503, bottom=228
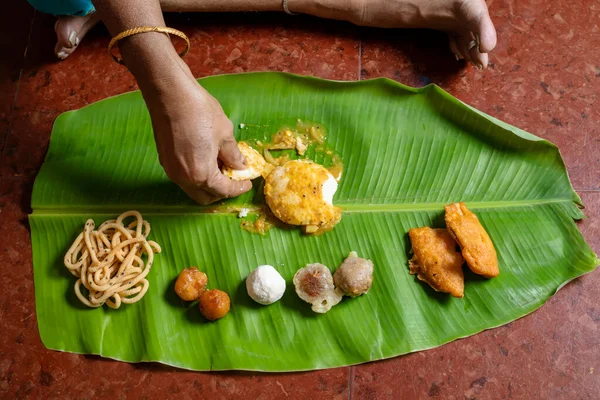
left=264, top=160, right=342, bottom=235
left=221, top=141, right=273, bottom=180
left=445, top=202, right=499, bottom=278
left=333, top=251, right=374, bottom=298
left=174, top=267, right=208, bottom=301
left=246, top=265, right=286, bottom=305
left=240, top=208, right=276, bottom=235
left=327, top=154, right=344, bottom=182
left=236, top=121, right=344, bottom=236
left=408, top=227, right=465, bottom=298
left=293, top=263, right=343, bottom=313
left=199, top=289, right=231, bottom=321
left=257, top=120, right=327, bottom=165
left=63, top=210, right=161, bottom=309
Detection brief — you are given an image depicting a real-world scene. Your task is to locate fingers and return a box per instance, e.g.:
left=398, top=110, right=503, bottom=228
left=177, top=165, right=252, bottom=205
left=204, top=167, right=252, bottom=198
left=219, top=135, right=247, bottom=170
left=181, top=187, right=222, bottom=206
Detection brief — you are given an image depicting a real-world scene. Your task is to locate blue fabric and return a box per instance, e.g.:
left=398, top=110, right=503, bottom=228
left=27, top=0, right=95, bottom=16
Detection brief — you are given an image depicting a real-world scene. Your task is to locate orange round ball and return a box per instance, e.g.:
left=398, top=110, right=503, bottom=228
left=174, top=267, right=208, bottom=301
left=199, top=289, right=230, bottom=321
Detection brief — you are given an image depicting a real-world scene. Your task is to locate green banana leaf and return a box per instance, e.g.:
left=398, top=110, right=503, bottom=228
left=30, top=72, right=599, bottom=372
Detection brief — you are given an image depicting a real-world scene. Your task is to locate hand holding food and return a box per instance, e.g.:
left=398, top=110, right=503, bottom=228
left=147, top=78, right=252, bottom=205
left=222, top=142, right=273, bottom=180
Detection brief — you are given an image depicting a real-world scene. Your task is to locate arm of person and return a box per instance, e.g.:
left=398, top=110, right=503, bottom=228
left=93, top=0, right=252, bottom=204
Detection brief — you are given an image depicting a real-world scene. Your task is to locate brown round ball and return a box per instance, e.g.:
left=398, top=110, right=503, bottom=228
left=199, top=289, right=231, bottom=321
left=174, top=267, right=208, bottom=301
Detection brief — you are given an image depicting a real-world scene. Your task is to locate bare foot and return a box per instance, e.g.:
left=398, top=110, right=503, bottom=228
left=445, top=0, right=497, bottom=68
left=307, top=0, right=497, bottom=68
left=54, top=13, right=100, bottom=60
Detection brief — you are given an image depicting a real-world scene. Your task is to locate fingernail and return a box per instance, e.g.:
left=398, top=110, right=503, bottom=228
left=454, top=53, right=460, bottom=61
left=57, top=50, right=68, bottom=59
left=68, top=31, right=79, bottom=47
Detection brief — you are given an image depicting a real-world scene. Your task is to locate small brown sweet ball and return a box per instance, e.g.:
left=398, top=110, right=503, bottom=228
left=199, top=289, right=231, bottom=321
left=174, top=267, right=208, bottom=301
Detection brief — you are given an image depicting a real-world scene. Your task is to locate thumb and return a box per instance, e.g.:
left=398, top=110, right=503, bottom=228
left=205, top=167, right=253, bottom=198
left=219, top=137, right=247, bottom=170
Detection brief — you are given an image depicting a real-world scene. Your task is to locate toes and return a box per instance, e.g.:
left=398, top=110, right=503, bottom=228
left=463, top=0, right=497, bottom=53
left=470, top=44, right=489, bottom=69
left=53, top=14, right=100, bottom=60
left=458, top=31, right=491, bottom=69
left=55, top=17, right=80, bottom=49
left=465, top=32, right=484, bottom=68
left=472, top=6, right=497, bottom=53
left=54, top=42, right=76, bottom=60
left=449, top=36, right=464, bottom=60
left=454, top=0, right=497, bottom=67
left=457, top=33, right=475, bottom=64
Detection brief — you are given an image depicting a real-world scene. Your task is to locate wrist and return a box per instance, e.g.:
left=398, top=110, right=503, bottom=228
left=120, top=32, right=193, bottom=94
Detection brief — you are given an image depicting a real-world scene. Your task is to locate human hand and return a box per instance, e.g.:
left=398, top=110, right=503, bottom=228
left=143, top=70, right=252, bottom=205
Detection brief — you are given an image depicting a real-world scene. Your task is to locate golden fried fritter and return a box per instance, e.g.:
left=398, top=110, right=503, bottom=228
left=408, top=227, right=465, bottom=298
left=444, top=202, right=499, bottom=278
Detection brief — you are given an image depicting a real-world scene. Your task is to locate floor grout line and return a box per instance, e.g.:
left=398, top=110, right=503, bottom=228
left=347, top=365, right=354, bottom=400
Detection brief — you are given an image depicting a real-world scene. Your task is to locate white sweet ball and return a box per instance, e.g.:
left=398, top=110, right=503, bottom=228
left=246, top=265, right=286, bottom=305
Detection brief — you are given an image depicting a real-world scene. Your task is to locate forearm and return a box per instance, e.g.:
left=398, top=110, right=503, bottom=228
left=158, top=0, right=351, bottom=17
left=93, top=0, right=189, bottom=95
left=161, top=0, right=282, bottom=12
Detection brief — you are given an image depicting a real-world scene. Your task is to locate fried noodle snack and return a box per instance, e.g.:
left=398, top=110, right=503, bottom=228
left=64, top=211, right=161, bottom=309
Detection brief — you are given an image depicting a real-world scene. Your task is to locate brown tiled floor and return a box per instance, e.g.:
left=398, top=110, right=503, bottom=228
left=1, top=1, right=599, bottom=399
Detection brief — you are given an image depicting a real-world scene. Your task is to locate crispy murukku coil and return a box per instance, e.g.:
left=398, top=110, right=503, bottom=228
left=64, top=211, right=161, bottom=309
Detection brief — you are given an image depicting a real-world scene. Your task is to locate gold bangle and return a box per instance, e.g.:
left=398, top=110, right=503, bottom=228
left=108, top=26, right=191, bottom=65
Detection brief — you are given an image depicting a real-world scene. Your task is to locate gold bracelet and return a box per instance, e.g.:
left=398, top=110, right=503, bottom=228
left=108, top=26, right=191, bottom=65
